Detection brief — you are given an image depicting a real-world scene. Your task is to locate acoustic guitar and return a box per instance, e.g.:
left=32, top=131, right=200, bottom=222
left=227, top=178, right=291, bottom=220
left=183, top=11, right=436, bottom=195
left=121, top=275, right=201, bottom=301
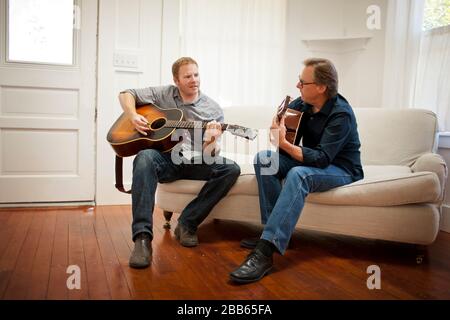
left=276, top=95, right=303, bottom=145
left=107, top=104, right=257, bottom=157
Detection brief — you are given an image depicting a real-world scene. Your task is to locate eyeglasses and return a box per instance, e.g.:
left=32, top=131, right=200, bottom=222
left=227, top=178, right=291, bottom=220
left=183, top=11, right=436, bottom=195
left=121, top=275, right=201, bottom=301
left=298, top=78, right=316, bottom=88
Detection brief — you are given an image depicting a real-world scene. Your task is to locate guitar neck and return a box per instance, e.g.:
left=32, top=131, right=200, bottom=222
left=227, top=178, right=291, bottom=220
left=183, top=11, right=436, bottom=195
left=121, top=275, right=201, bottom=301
left=277, top=95, right=292, bottom=120
left=165, top=120, right=229, bottom=131
left=163, top=120, right=257, bottom=140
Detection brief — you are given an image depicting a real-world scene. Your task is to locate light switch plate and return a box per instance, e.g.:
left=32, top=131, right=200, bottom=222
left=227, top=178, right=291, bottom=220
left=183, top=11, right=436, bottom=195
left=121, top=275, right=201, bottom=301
left=113, top=52, right=142, bottom=72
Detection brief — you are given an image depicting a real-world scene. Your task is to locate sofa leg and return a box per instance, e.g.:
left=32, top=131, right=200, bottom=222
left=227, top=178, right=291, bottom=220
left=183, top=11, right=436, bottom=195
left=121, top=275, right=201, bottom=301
left=163, top=211, right=173, bottom=229
left=415, top=245, right=427, bottom=264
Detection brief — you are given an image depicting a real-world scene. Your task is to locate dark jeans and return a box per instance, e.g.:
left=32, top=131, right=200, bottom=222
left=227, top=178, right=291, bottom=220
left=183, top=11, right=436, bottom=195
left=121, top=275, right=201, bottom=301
left=131, top=149, right=241, bottom=241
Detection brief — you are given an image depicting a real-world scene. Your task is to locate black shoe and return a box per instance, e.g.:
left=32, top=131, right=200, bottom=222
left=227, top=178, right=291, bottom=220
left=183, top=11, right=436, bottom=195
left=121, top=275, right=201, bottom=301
left=174, top=223, right=198, bottom=247
left=229, top=249, right=273, bottom=284
left=129, top=233, right=152, bottom=269
left=240, top=237, right=259, bottom=249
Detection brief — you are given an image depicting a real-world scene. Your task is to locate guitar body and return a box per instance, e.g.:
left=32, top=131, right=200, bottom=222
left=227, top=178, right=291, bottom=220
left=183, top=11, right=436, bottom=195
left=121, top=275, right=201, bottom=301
left=107, top=104, right=183, bottom=157
left=277, top=96, right=303, bottom=145
left=284, top=108, right=303, bottom=145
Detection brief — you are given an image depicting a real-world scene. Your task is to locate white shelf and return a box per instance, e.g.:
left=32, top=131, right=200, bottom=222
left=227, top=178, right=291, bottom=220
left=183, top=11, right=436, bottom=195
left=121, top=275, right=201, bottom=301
left=301, top=36, right=373, bottom=54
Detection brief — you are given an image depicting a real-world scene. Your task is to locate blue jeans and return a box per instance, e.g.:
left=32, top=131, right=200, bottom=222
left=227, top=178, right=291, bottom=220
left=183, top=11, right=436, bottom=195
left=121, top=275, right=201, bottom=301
left=254, top=150, right=354, bottom=254
left=131, top=149, right=240, bottom=241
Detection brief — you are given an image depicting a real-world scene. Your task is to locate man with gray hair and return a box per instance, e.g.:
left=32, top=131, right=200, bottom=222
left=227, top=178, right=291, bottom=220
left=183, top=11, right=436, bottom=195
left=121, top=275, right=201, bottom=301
left=230, top=58, right=364, bottom=283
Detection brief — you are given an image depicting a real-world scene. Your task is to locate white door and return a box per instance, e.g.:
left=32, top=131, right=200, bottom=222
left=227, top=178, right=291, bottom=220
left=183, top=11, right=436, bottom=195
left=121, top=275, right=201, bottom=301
left=0, top=0, right=97, bottom=203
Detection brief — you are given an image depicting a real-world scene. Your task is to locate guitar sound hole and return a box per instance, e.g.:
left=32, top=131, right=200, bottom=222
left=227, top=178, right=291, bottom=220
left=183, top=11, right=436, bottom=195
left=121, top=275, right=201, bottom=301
left=150, top=118, right=166, bottom=130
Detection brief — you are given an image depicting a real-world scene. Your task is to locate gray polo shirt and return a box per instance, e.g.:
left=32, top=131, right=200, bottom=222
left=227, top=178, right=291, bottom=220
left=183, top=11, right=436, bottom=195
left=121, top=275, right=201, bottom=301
left=122, top=85, right=223, bottom=157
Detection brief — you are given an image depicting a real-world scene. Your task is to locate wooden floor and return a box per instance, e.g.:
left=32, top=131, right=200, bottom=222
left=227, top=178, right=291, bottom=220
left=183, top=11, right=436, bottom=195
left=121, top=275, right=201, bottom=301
left=0, top=205, right=449, bottom=300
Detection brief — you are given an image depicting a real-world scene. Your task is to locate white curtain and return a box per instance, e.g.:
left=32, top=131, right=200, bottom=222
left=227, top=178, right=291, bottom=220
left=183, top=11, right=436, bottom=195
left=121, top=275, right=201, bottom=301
left=414, top=25, right=450, bottom=132
left=179, top=0, right=287, bottom=107
left=382, top=0, right=425, bottom=109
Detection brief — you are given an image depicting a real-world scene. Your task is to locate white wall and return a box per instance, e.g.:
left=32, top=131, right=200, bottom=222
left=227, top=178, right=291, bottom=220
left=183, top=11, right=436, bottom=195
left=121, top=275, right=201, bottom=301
left=284, top=0, right=387, bottom=108
left=96, top=0, right=164, bottom=205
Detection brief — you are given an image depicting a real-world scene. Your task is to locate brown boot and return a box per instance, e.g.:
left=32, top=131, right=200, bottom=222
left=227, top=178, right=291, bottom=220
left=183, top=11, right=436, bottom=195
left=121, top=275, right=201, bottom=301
left=174, top=223, right=198, bottom=247
left=129, top=233, right=152, bottom=268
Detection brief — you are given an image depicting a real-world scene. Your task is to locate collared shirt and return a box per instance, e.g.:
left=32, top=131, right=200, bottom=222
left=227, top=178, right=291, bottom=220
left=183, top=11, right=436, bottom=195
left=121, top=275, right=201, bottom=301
left=122, top=85, right=223, bottom=157
left=288, top=94, right=364, bottom=181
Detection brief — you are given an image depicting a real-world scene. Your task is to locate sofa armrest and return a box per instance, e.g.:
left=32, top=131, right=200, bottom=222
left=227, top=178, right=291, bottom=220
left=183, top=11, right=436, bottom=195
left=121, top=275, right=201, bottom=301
left=411, top=153, right=448, bottom=203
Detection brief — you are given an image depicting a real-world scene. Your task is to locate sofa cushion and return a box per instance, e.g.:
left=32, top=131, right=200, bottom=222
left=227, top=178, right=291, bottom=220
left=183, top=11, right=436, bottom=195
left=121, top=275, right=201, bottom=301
left=157, top=164, right=441, bottom=206
left=307, top=165, right=441, bottom=206
left=353, top=108, right=438, bottom=167
left=157, top=174, right=259, bottom=196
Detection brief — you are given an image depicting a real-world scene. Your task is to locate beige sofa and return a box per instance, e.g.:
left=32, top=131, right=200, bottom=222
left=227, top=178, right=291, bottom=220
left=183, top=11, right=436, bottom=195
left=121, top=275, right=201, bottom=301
left=156, top=107, right=448, bottom=250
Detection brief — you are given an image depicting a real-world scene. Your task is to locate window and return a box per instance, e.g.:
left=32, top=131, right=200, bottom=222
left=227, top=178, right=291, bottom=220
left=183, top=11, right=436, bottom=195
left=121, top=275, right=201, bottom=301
left=423, top=0, right=450, bottom=31
left=7, top=0, right=75, bottom=65
left=415, top=0, right=450, bottom=131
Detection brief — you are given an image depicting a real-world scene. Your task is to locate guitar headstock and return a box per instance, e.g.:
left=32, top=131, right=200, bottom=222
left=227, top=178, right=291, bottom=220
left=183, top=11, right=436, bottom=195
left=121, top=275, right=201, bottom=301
left=277, top=95, right=291, bottom=121
left=227, top=125, right=258, bottom=140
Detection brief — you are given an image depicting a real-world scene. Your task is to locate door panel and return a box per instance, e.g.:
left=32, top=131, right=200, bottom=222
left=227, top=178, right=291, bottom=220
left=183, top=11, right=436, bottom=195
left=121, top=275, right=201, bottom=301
left=0, top=0, right=97, bottom=203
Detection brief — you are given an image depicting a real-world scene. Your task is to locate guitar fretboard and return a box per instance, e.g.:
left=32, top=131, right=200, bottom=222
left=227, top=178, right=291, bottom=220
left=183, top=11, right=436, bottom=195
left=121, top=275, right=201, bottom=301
left=277, top=95, right=292, bottom=121
left=164, top=120, right=229, bottom=130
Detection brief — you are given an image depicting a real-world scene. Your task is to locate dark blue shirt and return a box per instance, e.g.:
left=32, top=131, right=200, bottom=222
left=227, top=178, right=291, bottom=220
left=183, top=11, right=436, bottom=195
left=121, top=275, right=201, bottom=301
left=288, top=94, right=364, bottom=181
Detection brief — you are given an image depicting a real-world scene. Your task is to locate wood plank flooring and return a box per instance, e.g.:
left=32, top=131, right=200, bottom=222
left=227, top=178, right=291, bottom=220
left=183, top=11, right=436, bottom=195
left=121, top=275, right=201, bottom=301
left=0, top=205, right=449, bottom=300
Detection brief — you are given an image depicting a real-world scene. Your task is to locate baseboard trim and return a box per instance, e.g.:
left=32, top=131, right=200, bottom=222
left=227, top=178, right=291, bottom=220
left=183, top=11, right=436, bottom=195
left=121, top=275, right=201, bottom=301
left=441, top=205, right=450, bottom=233
left=0, top=201, right=95, bottom=209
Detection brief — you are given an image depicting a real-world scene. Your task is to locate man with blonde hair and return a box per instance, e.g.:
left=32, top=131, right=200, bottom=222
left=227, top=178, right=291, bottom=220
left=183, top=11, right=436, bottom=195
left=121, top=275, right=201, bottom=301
left=119, top=57, right=240, bottom=269
left=230, top=58, right=364, bottom=283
